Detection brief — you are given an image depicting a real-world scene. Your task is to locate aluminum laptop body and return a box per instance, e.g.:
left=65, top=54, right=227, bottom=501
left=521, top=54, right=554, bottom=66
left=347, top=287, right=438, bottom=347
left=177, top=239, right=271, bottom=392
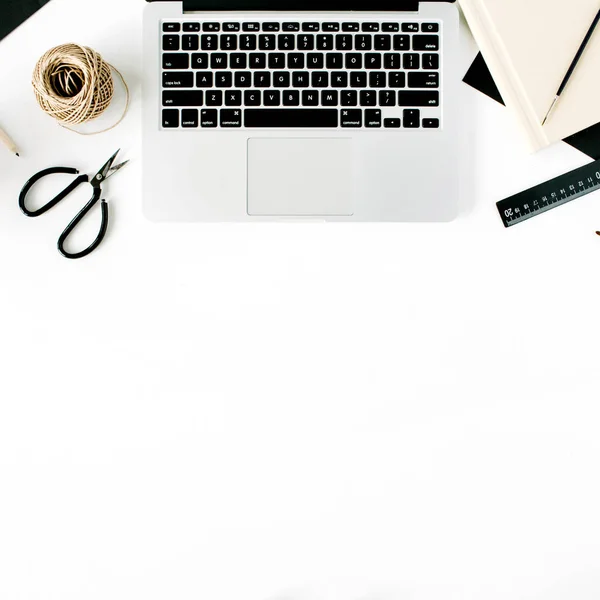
left=143, top=0, right=460, bottom=222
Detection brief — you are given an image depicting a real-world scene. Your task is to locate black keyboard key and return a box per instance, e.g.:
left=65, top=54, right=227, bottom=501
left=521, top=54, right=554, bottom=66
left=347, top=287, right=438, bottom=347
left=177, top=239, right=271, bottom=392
left=393, top=35, right=410, bottom=50
left=241, top=34, right=257, bottom=50
left=263, top=22, right=280, bottom=31
left=362, top=23, right=379, bottom=32
left=163, top=35, right=180, bottom=51
left=203, top=23, right=220, bottom=32
left=264, top=90, right=281, bottom=106
left=341, top=109, right=362, bottom=127
left=182, top=34, right=199, bottom=51
left=323, top=23, right=340, bottom=32
left=403, top=53, right=420, bottom=70
left=244, top=90, right=261, bottom=106
left=221, top=109, right=242, bottom=127
left=302, top=23, right=320, bottom=32
left=402, top=23, right=419, bottom=32
left=346, top=54, right=362, bottom=69
left=283, top=22, right=300, bottom=32
left=398, top=91, right=439, bottom=106
left=162, top=109, right=179, bottom=128
left=293, top=72, right=309, bottom=88
left=341, top=90, right=358, bottom=106
left=355, top=35, right=372, bottom=51
left=423, top=53, right=439, bottom=69
left=215, top=72, right=233, bottom=87
left=224, top=23, right=241, bottom=32
left=384, top=53, right=401, bottom=69
left=316, top=35, right=333, bottom=50
left=273, top=72, right=291, bottom=87
left=331, top=72, right=348, bottom=87
left=191, top=53, right=209, bottom=69
left=206, top=91, right=223, bottom=106
left=254, top=72, right=271, bottom=87
left=384, top=118, right=400, bottom=128
left=278, top=34, right=295, bottom=50
left=298, top=34, right=315, bottom=50
left=321, top=90, right=338, bottom=106
left=423, top=118, right=440, bottom=128
left=389, top=72, right=406, bottom=88
left=245, top=109, right=338, bottom=127
left=268, top=53, right=286, bottom=69
left=302, top=90, right=319, bottom=106
left=379, top=90, right=396, bottom=106
left=230, top=53, right=247, bottom=69
left=181, top=108, right=199, bottom=127
left=259, top=34, right=276, bottom=50
left=365, top=54, right=382, bottom=69
left=221, top=34, right=238, bottom=50
left=382, top=23, right=400, bottom=32
left=288, top=53, right=305, bottom=69
left=360, top=91, right=376, bottom=106
left=211, top=54, right=228, bottom=69
left=350, top=72, right=367, bottom=88
left=163, top=23, right=180, bottom=32
left=201, top=109, right=218, bottom=127
left=369, top=72, right=386, bottom=88
left=408, top=72, right=439, bottom=88
left=374, top=35, right=391, bottom=50
left=250, top=53, right=267, bottom=69
left=307, top=53, right=324, bottom=69
left=365, top=109, right=382, bottom=127
left=422, top=23, right=439, bottom=33
left=413, top=35, right=439, bottom=51
left=235, top=72, right=252, bottom=87
left=243, top=23, right=260, bottom=31
left=184, top=22, right=200, bottom=32
left=403, top=109, right=420, bottom=128
left=336, top=35, right=353, bottom=51
left=283, top=90, right=300, bottom=106
left=326, top=53, right=343, bottom=69
left=162, top=90, right=203, bottom=106
left=225, top=90, right=242, bottom=106
left=162, top=72, right=194, bottom=88
left=342, top=23, right=359, bottom=32
left=196, top=72, right=213, bottom=87
left=201, top=34, right=218, bottom=50
left=163, top=53, right=189, bottom=69
left=311, top=72, right=329, bottom=87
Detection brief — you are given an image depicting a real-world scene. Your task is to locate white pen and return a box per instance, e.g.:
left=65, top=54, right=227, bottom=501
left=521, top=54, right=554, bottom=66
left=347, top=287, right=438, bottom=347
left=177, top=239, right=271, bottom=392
left=0, top=126, right=20, bottom=157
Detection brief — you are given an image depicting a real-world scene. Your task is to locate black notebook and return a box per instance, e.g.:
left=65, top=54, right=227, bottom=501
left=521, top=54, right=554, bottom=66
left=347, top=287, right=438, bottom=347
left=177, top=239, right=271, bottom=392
left=0, top=0, right=51, bottom=41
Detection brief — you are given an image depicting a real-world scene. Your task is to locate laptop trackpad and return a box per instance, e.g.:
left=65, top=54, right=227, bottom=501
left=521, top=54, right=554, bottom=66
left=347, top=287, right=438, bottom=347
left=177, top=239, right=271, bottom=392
left=247, top=138, right=354, bottom=216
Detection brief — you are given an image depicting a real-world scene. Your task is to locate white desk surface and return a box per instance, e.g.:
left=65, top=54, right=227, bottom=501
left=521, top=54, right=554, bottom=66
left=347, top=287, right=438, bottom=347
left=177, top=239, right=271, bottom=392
left=1, top=1, right=599, bottom=599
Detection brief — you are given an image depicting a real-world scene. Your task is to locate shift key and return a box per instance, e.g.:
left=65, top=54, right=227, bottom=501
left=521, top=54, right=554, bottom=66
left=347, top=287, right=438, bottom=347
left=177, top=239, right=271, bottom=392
left=397, top=91, right=439, bottom=106
left=162, top=72, right=194, bottom=87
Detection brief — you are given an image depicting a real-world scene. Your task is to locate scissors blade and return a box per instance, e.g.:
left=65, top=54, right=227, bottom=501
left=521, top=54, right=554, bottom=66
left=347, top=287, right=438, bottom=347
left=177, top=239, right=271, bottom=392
left=106, top=160, right=129, bottom=179
left=94, top=149, right=121, bottom=181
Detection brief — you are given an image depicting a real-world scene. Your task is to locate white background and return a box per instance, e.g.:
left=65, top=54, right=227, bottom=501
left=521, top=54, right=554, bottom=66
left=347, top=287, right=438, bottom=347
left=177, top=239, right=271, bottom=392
left=1, top=1, right=600, bottom=599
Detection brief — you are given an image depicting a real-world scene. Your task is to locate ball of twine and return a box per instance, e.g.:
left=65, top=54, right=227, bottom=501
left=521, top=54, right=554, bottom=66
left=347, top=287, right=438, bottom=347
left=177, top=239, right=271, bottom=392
left=32, top=43, right=129, bottom=135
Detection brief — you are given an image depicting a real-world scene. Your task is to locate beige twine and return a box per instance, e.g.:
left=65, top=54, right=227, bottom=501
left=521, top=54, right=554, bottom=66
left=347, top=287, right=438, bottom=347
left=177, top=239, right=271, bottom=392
left=32, top=43, right=129, bottom=135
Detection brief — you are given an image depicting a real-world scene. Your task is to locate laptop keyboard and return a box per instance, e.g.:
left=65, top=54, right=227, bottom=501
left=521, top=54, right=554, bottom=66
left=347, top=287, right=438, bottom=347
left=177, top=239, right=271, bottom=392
left=160, top=20, right=442, bottom=130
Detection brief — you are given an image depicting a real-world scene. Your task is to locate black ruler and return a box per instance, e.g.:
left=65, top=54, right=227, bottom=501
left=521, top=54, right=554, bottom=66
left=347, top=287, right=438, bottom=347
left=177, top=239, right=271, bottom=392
left=497, top=159, right=600, bottom=227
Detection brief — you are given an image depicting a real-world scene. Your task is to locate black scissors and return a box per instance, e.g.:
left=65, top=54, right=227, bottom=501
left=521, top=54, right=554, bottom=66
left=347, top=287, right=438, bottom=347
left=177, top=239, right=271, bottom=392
left=19, top=150, right=128, bottom=259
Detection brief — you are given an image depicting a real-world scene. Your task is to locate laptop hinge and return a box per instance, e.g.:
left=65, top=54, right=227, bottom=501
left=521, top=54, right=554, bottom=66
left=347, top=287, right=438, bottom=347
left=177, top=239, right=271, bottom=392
left=182, top=1, right=420, bottom=12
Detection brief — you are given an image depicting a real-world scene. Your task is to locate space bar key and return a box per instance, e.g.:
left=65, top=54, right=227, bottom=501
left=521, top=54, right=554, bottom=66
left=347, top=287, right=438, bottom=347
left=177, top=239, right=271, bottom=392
left=245, top=109, right=338, bottom=128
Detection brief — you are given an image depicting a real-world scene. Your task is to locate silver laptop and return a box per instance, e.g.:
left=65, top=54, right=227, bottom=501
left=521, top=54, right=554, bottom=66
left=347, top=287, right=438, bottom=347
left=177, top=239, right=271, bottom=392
left=142, top=0, right=460, bottom=222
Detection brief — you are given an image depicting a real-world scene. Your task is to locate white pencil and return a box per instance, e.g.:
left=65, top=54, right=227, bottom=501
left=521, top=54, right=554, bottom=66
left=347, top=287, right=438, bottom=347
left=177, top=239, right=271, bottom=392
left=0, top=126, right=19, bottom=157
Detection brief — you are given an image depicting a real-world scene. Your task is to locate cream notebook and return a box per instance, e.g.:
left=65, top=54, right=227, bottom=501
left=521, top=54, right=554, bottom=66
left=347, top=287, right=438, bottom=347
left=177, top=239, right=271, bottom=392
left=459, top=0, right=600, bottom=152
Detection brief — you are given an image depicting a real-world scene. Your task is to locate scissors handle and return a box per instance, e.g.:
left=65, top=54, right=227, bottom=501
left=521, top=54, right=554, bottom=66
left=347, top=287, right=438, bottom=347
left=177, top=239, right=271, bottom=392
left=57, top=187, right=109, bottom=260
left=19, top=167, right=89, bottom=217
